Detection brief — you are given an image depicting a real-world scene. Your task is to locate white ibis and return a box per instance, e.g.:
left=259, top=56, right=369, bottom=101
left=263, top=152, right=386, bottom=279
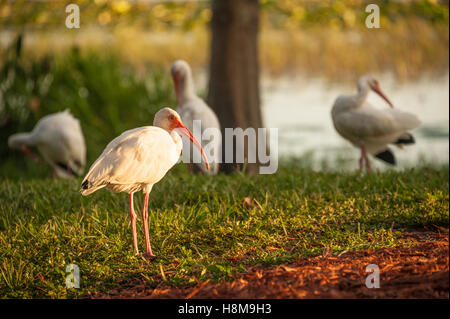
left=171, top=60, right=221, bottom=175
left=8, top=109, right=86, bottom=178
left=80, top=107, right=209, bottom=258
left=331, top=76, right=421, bottom=171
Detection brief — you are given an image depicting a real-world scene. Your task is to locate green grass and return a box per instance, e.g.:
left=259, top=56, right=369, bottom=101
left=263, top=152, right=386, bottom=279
left=0, top=163, right=448, bottom=298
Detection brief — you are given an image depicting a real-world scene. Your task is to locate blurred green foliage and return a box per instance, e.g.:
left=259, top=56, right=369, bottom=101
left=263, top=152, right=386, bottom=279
left=262, top=0, right=449, bottom=29
left=0, top=35, right=176, bottom=174
left=0, top=0, right=448, bottom=30
left=0, top=0, right=448, bottom=80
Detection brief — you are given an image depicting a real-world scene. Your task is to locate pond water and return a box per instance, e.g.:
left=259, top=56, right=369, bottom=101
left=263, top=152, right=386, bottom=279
left=261, top=73, right=449, bottom=170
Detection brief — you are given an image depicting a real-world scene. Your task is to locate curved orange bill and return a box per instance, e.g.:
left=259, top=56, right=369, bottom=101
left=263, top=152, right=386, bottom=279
left=174, top=119, right=210, bottom=171
left=21, top=145, right=41, bottom=163
left=372, top=84, right=394, bottom=108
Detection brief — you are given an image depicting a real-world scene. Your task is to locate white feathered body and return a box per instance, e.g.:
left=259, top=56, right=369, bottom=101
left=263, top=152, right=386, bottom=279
left=8, top=109, right=86, bottom=177
left=81, top=126, right=182, bottom=195
left=177, top=97, right=221, bottom=175
left=332, top=96, right=421, bottom=155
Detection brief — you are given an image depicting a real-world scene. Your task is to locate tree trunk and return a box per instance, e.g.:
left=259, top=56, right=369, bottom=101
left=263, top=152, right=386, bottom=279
left=207, top=0, right=263, bottom=174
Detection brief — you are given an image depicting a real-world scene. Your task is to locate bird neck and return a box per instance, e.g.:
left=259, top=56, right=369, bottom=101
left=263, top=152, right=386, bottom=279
left=355, top=83, right=370, bottom=108
left=170, top=130, right=183, bottom=155
left=177, top=72, right=197, bottom=106
left=8, top=132, right=36, bottom=150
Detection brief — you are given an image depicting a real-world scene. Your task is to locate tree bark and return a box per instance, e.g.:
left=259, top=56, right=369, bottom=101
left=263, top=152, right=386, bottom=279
left=207, top=0, right=263, bottom=174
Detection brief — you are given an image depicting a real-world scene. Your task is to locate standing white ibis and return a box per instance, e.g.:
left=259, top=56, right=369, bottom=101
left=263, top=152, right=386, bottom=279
left=331, top=76, right=421, bottom=171
left=171, top=60, right=221, bottom=175
left=8, top=109, right=86, bottom=178
left=80, top=108, right=209, bottom=258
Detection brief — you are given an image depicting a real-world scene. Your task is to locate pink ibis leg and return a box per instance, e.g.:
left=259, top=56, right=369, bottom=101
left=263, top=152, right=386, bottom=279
left=359, top=148, right=365, bottom=172
left=129, top=193, right=139, bottom=256
left=361, top=147, right=371, bottom=172
left=52, top=169, right=57, bottom=179
left=142, top=192, right=156, bottom=259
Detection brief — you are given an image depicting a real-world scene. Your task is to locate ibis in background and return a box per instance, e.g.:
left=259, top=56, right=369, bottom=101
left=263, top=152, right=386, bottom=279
left=80, top=108, right=209, bottom=258
left=8, top=109, right=86, bottom=178
left=171, top=60, right=221, bottom=175
left=331, top=76, right=421, bottom=171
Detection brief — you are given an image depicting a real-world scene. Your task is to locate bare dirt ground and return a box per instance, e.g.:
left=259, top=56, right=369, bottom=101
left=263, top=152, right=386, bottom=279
left=94, top=230, right=449, bottom=299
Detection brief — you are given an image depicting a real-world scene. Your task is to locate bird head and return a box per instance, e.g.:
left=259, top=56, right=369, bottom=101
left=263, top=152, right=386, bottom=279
left=170, top=60, right=190, bottom=79
left=8, top=133, right=25, bottom=150
left=359, top=76, right=394, bottom=108
left=154, top=107, right=210, bottom=171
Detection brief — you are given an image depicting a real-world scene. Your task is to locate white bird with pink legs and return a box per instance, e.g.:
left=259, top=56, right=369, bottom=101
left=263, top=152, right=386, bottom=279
left=8, top=109, right=86, bottom=178
left=171, top=60, right=222, bottom=175
left=331, top=76, right=421, bottom=172
left=80, top=107, right=210, bottom=258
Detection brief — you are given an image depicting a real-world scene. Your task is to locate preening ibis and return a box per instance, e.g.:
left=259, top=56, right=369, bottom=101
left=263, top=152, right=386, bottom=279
left=80, top=107, right=209, bottom=258
left=8, top=109, right=86, bottom=178
left=171, top=60, right=221, bottom=175
left=331, top=76, right=421, bottom=171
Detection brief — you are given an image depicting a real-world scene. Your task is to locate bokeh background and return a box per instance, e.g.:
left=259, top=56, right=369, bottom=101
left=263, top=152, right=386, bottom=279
left=0, top=0, right=448, bottom=177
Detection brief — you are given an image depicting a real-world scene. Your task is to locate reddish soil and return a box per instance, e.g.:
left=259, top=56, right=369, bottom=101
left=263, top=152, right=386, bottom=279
left=94, top=231, right=449, bottom=299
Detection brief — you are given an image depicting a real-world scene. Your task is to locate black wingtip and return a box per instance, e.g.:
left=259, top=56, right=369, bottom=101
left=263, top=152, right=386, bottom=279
left=375, top=149, right=396, bottom=165
left=56, top=162, right=69, bottom=171
left=81, top=180, right=89, bottom=190
left=394, top=133, right=415, bottom=145
left=56, top=162, right=80, bottom=176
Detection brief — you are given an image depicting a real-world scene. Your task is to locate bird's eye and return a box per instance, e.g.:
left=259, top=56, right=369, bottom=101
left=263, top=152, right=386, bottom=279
left=169, top=115, right=175, bottom=121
